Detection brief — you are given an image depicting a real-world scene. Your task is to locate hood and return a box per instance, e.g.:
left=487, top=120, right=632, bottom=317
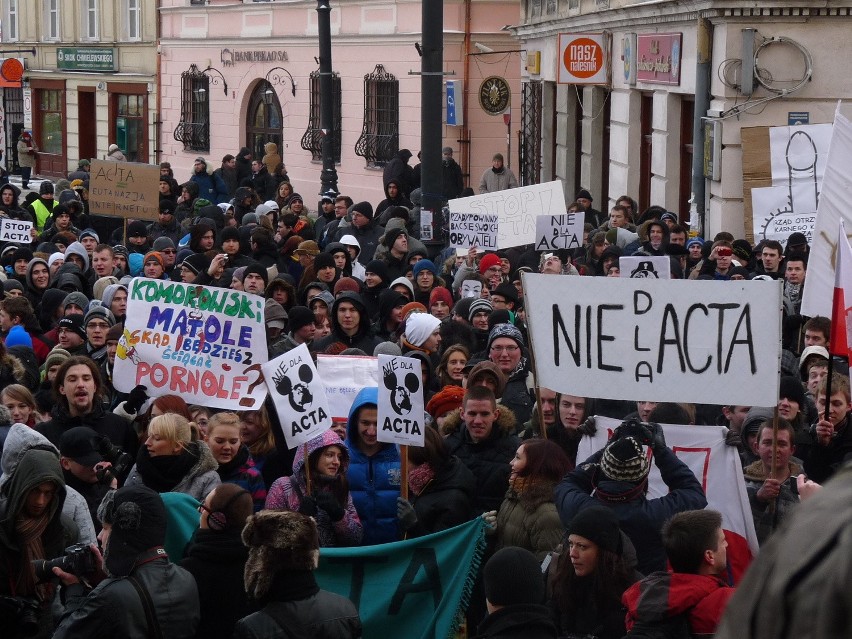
left=0, top=424, right=60, bottom=491
left=384, top=179, right=403, bottom=200
left=291, top=429, right=349, bottom=482
left=614, top=227, right=640, bottom=250
left=7, top=345, right=39, bottom=390
left=0, top=448, right=66, bottom=538
left=339, top=234, right=361, bottom=257
left=397, top=149, right=413, bottom=162
left=409, top=188, right=422, bottom=206
left=330, top=291, right=370, bottom=337
left=64, top=241, right=90, bottom=271
left=238, top=147, right=251, bottom=158
left=345, top=387, right=379, bottom=447
left=188, top=440, right=219, bottom=478
left=0, top=183, right=20, bottom=206
left=264, top=142, right=278, bottom=154
left=25, top=258, right=49, bottom=292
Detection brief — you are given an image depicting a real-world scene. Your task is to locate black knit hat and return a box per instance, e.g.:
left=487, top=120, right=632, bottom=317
left=126, top=220, right=148, bottom=238
left=242, top=263, right=269, bottom=287
left=220, top=226, right=240, bottom=243
left=288, top=306, right=316, bottom=333
left=779, top=375, right=805, bottom=406
left=351, top=201, right=374, bottom=220
left=484, top=547, right=545, bottom=606
left=180, top=253, right=211, bottom=275
left=600, top=437, right=650, bottom=483
left=364, top=260, right=390, bottom=283
left=383, top=227, right=407, bottom=249
left=313, top=252, right=336, bottom=272
left=568, top=506, right=622, bottom=554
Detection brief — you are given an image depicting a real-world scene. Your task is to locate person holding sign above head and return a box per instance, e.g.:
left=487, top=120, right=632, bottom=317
left=265, top=429, right=363, bottom=547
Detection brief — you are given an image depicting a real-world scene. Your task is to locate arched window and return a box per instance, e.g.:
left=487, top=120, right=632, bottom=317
left=246, top=80, right=283, bottom=161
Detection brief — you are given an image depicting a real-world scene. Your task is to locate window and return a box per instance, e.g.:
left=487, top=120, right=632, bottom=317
left=83, top=0, right=98, bottom=40
left=301, top=70, right=341, bottom=163
left=45, top=0, right=60, bottom=40
left=126, top=0, right=140, bottom=40
left=115, top=94, right=146, bottom=162
left=173, top=65, right=209, bottom=152
left=6, top=0, right=18, bottom=41
left=40, top=90, right=63, bottom=155
left=355, top=65, right=398, bottom=168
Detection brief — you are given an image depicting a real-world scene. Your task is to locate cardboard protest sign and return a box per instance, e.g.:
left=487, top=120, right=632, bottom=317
left=89, top=159, right=161, bottom=220
left=317, top=354, right=379, bottom=419
left=377, top=354, right=425, bottom=446
left=448, top=181, right=567, bottom=249
left=619, top=255, right=671, bottom=279
left=522, top=273, right=782, bottom=406
left=262, top=343, right=331, bottom=449
left=0, top=218, right=33, bottom=243
left=534, top=212, right=584, bottom=251
left=113, top=278, right=268, bottom=410
left=449, top=212, right=498, bottom=250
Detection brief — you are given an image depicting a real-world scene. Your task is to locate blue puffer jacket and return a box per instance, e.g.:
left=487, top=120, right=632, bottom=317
left=345, top=387, right=402, bottom=545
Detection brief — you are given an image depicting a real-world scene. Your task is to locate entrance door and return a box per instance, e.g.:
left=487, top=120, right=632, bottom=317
left=32, top=82, right=67, bottom=177
left=246, top=81, right=283, bottom=162
left=78, top=89, right=96, bottom=162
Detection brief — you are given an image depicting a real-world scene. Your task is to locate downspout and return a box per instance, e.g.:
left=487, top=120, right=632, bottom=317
left=462, top=0, right=472, bottom=187
left=155, top=0, right=162, bottom=164
left=690, top=16, right=713, bottom=236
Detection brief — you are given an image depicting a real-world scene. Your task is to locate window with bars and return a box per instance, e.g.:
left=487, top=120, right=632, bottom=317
left=301, top=70, right=341, bottom=163
left=354, top=65, right=398, bottom=168
left=173, top=65, right=210, bottom=152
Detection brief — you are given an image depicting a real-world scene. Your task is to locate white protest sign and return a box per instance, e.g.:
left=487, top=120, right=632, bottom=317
left=578, top=419, right=759, bottom=557
left=522, top=273, right=782, bottom=406
left=377, top=354, right=425, bottom=446
left=0, top=218, right=33, bottom=243
left=619, top=255, right=671, bottom=279
left=113, top=278, right=268, bottom=410
left=449, top=212, right=498, bottom=250
left=534, top=212, right=584, bottom=251
left=448, top=181, right=567, bottom=249
left=262, top=343, right=331, bottom=449
left=317, top=354, right=379, bottom=419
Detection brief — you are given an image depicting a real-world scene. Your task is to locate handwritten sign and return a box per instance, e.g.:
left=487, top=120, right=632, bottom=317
left=619, top=255, right=671, bottom=280
left=113, top=278, right=268, bottom=410
left=89, top=159, right=161, bottom=220
left=317, top=354, right=380, bottom=419
left=449, top=212, right=498, bottom=250
left=377, top=354, right=425, bottom=446
left=448, top=181, right=567, bottom=249
left=0, top=218, right=33, bottom=243
left=534, top=212, right=584, bottom=251
left=522, top=273, right=782, bottom=405
left=262, top=343, right=331, bottom=449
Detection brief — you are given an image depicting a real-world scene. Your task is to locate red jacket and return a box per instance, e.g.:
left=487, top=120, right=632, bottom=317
left=623, top=572, right=735, bottom=636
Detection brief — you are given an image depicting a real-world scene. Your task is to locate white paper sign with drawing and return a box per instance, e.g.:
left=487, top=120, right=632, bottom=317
left=377, top=354, right=425, bottom=447
left=619, top=256, right=671, bottom=280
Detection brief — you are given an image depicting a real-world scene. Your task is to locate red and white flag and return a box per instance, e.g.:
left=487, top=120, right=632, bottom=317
left=830, top=220, right=852, bottom=360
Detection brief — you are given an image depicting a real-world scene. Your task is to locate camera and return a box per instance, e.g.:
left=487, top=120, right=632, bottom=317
left=95, top=437, right=133, bottom=483
left=31, top=544, right=97, bottom=583
left=0, top=596, right=39, bottom=636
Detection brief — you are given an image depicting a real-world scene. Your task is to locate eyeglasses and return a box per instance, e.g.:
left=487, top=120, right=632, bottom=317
left=162, top=249, right=177, bottom=254
left=87, top=321, right=110, bottom=330
left=490, top=345, right=519, bottom=354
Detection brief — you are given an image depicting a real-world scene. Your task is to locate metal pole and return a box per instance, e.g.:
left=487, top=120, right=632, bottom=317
left=420, top=0, right=443, bottom=222
left=317, top=1, right=338, bottom=195
left=690, top=17, right=712, bottom=235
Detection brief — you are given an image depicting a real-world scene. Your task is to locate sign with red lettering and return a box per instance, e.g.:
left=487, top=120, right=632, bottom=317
left=558, top=33, right=609, bottom=85
left=113, top=278, right=268, bottom=410
left=637, top=33, right=682, bottom=85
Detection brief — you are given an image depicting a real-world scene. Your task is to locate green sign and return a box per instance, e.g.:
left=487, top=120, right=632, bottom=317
left=56, top=48, right=116, bottom=72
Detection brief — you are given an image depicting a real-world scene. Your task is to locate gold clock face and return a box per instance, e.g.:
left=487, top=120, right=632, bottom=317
left=479, top=76, right=510, bottom=115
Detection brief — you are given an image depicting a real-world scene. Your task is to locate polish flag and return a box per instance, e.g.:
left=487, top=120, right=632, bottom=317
left=830, top=221, right=852, bottom=359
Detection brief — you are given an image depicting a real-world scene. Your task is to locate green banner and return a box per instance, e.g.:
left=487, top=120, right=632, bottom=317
left=317, top=518, right=487, bottom=639
left=57, top=48, right=116, bottom=72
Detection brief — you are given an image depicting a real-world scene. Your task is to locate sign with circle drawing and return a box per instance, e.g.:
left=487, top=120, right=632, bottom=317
left=558, top=33, right=609, bottom=85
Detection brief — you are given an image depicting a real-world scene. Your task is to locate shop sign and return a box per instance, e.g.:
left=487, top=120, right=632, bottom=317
left=220, top=49, right=288, bottom=66
left=57, top=48, right=116, bottom=72
left=637, top=33, right=682, bottom=85
left=558, top=33, right=609, bottom=85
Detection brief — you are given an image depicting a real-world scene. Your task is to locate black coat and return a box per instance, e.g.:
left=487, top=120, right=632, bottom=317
left=37, top=401, right=139, bottom=461
left=409, top=455, right=477, bottom=537
left=181, top=529, right=252, bottom=639
left=473, top=604, right=557, bottom=639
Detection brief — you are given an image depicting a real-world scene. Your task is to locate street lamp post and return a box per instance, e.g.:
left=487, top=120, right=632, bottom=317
left=317, top=1, right=338, bottom=195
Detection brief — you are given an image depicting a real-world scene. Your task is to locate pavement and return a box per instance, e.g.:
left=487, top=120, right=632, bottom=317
left=5, top=174, right=50, bottom=197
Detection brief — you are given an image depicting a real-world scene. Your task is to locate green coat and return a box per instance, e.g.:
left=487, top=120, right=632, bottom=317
left=496, top=480, right=564, bottom=562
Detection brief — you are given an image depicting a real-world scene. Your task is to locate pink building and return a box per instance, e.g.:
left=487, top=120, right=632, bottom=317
left=159, top=0, right=522, bottom=207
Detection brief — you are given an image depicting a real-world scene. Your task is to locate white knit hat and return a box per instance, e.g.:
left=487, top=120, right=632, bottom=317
left=405, top=313, right=441, bottom=347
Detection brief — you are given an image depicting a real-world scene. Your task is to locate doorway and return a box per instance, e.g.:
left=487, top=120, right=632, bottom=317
left=246, top=81, right=283, bottom=162
left=78, top=89, right=96, bottom=162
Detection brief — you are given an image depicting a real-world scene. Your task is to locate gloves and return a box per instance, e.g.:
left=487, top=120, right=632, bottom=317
left=298, top=496, right=318, bottom=517
left=578, top=416, right=597, bottom=436
left=644, top=421, right=667, bottom=453
left=724, top=428, right=741, bottom=448
left=314, top=492, right=345, bottom=522
left=125, top=385, right=148, bottom=414
left=482, top=510, right=497, bottom=536
left=613, top=418, right=654, bottom=447
left=397, top=497, right=417, bottom=530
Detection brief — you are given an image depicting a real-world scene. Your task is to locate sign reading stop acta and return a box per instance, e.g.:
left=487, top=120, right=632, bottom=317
left=558, top=33, right=609, bottom=85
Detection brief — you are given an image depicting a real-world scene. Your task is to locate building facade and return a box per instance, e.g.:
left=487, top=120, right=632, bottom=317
left=513, top=0, right=850, bottom=238
left=0, top=0, right=158, bottom=177
left=159, top=0, right=522, bottom=206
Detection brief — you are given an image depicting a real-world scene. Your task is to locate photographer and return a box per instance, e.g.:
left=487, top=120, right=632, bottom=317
left=52, top=486, right=200, bottom=638
left=0, top=448, right=77, bottom=639
left=58, top=428, right=115, bottom=532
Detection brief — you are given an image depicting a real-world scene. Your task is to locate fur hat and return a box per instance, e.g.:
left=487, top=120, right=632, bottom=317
left=600, top=437, right=650, bottom=483
left=242, top=510, right=320, bottom=599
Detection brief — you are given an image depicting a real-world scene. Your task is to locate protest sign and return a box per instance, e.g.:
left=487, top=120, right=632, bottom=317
left=89, top=159, right=161, bottom=220
left=578, top=419, right=758, bottom=581
left=0, top=218, right=33, bottom=243
left=317, top=518, right=487, bottom=639
left=262, top=343, right=331, bottom=449
left=317, top=354, right=379, bottom=419
left=619, top=255, right=671, bottom=279
left=113, top=278, right=268, bottom=410
left=448, top=180, right=567, bottom=249
left=377, top=355, right=425, bottom=446
left=534, top=211, right=584, bottom=251
left=522, top=273, right=782, bottom=406
left=449, top=211, right=498, bottom=250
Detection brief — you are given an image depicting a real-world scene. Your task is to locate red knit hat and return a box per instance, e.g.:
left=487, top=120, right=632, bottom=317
left=333, top=277, right=361, bottom=296
left=429, top=287, right=453, bottom=309
left=400, top=301, right=427, bottom=320
left=478, top=253, right=501, bottom=275
left=426, top=385, right=466, bottom=420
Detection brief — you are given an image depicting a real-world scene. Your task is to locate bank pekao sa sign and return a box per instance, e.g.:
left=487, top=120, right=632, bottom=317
left=558, top=33, right=609, bottom=85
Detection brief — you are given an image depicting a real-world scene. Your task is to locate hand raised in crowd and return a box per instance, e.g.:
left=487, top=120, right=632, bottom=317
left=814, top=419, right=834, bottom=446
left=466, top=246, right=478, bottom=268
left=797, top=474, right=822, bottom=501
left=756, top=477, right=781, bottom=502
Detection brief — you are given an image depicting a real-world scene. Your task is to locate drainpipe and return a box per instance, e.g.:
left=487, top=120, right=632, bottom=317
left=155, top=0, right=162, bottom=164
left=462, top=0, right=472, bottom=186
left=690, top=16, right=712, bottom=236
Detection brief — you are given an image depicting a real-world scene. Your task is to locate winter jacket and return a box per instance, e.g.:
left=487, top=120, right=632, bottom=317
left=262, top=142, right=281, bottom=176
left=496, top=480, right=564, bottom=561
left=478, top=167, right=518, bottom=194
left=382, top=149, right=415, bottom=196
left=344, top=387, right=401, bottom=545
left=250, top=166, right=275, bottom=201
left=265, top=429, right=363, bottom=547
left=37, top=401, right=139, bottom=460
left=408, top=455, right=476, bottom=537
left=17, top=137, right=37, bottom=168
left=804, top=413, right=852, bottom=483
left=125, top=441, right=221, bottom=501
left=743, top=460, right=801, bottom=545
left=375, top=180, right=412, bottom=220
left=190, top=166, right=229, bottom=204
left=555, top=446, right=707, bottom=575
left=313, top=291, right=384, bottom=355
left=181, top=528, right=251, bottom=639
left=54, top=553, right=200, bottom=639
left=442, top=157, right=465, bottom=200
left=443, top=408, right=520, bottom=514
left=235, top=147, right=253, bottom=185
left=623, top=572, right=734, bottom=637
left=217, top=445, right=267, bottom=511
left=334, top=220, right=385, bottom=265
left=472, top=604, right=557, bottom=639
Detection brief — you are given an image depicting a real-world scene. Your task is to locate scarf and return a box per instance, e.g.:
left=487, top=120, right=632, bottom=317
left=135, top=444, right=198, bottom=494
left=216, top=445, right=250, bottom=481
left=508, top=356, right=527, bottom=380
left=15, top=511, right=54, bottom=601
left=508, top=474, right=532, bottom=494
left=408, top=463, right=435, bottom=496
left=260, top=570, right=320, bottom=605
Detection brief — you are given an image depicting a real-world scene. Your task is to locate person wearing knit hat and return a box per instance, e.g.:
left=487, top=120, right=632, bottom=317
left=428, top=286, right=453, bottom=320
left=412, top=259, right=439, bottom=280
left=152, top=235, right=176, bottom=253
left=242, top=263, right=269, bottom=295
left=58, top=314, right=87, bottom=351
left=62, top=291, right=89, bottom=314
left=452, top=297, right=474, bottom=324
left=478, top=252, right=502, bottom=276
left=403, top=312, right=441, bottom=354
left=84, top=304, right=115, bottom=328
left=481, top=547, right=554, bottom=637
left=2, top=279, right=24, bottom=298
left=390, top=275, right=415, bottom=301
left=236, top=510, right=360, bottom=636
left=373, top=341, right=402, bottom=357
left=364, top=259, right=390, bottom=286
left=486, top=322, right=524, bottom=352
left=179, top=253, right=212, bottom=283
left=44, top=347, right=72, bottom=377
left=350, top=201, right=374, bottom=221
left=467, top=360, right=508, bottom=398
left=468, top=298, right=493, bottom=330
left=399, top=301, right=427, bottom=321
left=778, top=374, right=806, bottom=424
left=48, top=252, right=65, bottom=274
left=270, top=304, right=316, bottom=357
left=313, top=252, right=338, bottom=285
left=143, top=251, right=166, bottom=279
left=732, top=239, right=753, bottom=266
left=332, top=276, right=360, bottom=297
left=600, top=437, right=651, bottom=483
left=426, top=385, right=466, bottom=422
left=491, top=282, right=519, bottom=310
left=125, top=220, right=150, bottom=249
